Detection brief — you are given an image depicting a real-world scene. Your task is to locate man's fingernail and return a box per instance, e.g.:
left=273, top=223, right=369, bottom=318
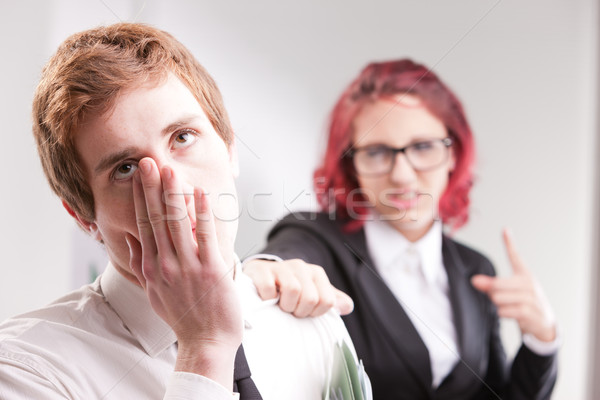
left=140, top=161, right=151, bottom=175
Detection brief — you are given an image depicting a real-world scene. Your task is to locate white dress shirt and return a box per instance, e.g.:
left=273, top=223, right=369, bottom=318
left=364, top=219, right=459, bottom=388
left=0, top=260, right=356, bottom=399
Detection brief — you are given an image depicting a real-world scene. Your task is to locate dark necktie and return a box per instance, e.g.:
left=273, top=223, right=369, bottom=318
left=233, top=344, right=263, bottom=400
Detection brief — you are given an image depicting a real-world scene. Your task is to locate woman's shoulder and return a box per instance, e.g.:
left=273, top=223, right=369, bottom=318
left=269, top=212, right=364, bottom=253
left=276, top=211, right=347, bottom=234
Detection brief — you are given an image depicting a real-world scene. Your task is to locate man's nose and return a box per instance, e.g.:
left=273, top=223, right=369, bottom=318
left=150, top=156, right=195, bottom=212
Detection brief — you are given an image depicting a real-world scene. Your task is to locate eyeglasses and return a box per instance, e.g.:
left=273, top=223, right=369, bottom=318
left=349, top=137, right=453, bottom=177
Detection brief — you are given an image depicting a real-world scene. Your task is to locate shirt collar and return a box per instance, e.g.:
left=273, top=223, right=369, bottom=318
left=101, top=263, right=176, bottom=357
left=364, top=218, right=443, bottom=285
left=101, top=257, right=251, bottom=357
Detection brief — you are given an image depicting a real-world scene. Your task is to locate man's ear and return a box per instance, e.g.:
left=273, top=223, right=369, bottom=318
left=228, top=138, right=239, bottom=178
left=61, top=200, right=102, bottom=241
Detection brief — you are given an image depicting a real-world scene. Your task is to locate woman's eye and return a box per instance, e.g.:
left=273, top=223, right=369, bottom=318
left=173, top=130, right=197, bottom=148
left=412, top=141, right=434, bottom=152
left=113, top=162, right=138, bottom=181
left=365, top=146, right=388, bottom=158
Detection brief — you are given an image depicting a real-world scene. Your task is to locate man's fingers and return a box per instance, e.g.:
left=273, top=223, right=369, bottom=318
left=125, top=233, right=146, bottom=289
left=193, top=188, right=223, bottom=271
left=133, top=168, right=155, bottom=252
left=502, top=228, right=527, bottom=275
left=139, top=158, right=174, bottom=257
left=161, top=165, right=194, bottom=258
left=133, top=168, right=159, bottom=282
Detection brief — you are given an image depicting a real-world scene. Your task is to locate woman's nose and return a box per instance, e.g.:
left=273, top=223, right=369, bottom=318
left=389, top=152, right=417, bottom=183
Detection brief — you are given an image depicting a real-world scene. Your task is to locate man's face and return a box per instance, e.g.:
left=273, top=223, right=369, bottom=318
left=73, top=73, right=239, bottom=281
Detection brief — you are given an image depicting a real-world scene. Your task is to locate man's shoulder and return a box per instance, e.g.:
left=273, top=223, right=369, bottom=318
left=237, top=269, right=347, bottom=338
left=237, top=270, right=352, bottom=399
left=0, top=279, right=121, bottom=366
left=0, top=275, right=175, bottom=398
left=1, top=282, right=103, bottom=335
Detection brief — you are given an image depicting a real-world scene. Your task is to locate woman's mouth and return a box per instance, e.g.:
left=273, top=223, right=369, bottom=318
left=383, top=190, right=420, bottom=210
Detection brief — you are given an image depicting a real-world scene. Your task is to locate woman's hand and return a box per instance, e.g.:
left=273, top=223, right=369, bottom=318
left=471, top=229, right=556, bottom=342
left=126, top=157, right=242, bottom=388
left=244, top=259, right=354, bottom=318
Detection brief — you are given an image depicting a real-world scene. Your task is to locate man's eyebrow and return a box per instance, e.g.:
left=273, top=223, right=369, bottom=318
left=94, top=147, right=138, bottom=176
left=93, top=114, right=204, bottom=176
left=161, top=114, right=203, bottom=136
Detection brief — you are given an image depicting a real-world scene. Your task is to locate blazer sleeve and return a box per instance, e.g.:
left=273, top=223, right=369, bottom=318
left=506, top=344, right=558, bottom=399
left=262, top=215, right=336, bottom=269
left=482, top=307, right=557, bottom=400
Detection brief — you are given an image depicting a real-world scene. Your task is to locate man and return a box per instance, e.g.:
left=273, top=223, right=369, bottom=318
left=0, top=23, right=361, bottom=399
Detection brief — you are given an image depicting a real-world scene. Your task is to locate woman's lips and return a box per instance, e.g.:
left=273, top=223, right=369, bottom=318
left=384, top=191, right=419, bottom=210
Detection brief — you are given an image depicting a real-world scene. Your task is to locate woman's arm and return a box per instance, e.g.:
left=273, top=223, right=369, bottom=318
left=244, top=218, right=353, bottom=318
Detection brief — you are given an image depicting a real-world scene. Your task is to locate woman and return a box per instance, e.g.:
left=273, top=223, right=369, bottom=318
left=246, top=59, right=558, bottom=399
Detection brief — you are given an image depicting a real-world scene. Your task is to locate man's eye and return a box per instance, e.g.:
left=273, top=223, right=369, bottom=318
left=113, top=162, right=138, bottom=181
left=173, top=130, right=197, bottom=148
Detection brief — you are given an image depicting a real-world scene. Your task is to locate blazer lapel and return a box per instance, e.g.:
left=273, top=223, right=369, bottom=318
left=342, top=228, right=434, bottom=395
left=437, top=237, right=488, bottom=396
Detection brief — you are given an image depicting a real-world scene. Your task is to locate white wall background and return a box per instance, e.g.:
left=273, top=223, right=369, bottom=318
left=0, top=1, right=597, bottom=398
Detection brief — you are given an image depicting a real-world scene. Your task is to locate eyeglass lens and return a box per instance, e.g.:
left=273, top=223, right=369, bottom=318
left=352, top=139, right=450, bottom=176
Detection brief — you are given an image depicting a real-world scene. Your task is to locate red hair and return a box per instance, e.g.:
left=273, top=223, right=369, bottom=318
left=314, top=59, right=475, bottom=231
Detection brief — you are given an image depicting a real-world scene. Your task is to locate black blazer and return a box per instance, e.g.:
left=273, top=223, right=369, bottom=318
left=263, top=212, right=557, bottom=400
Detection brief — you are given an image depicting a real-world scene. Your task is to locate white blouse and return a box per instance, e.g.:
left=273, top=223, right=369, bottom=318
left=364, top=219, right=458, bottom=388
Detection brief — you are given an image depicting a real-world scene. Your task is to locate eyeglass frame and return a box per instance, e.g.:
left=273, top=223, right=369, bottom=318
left=347, top=137, right=453, bottom=176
